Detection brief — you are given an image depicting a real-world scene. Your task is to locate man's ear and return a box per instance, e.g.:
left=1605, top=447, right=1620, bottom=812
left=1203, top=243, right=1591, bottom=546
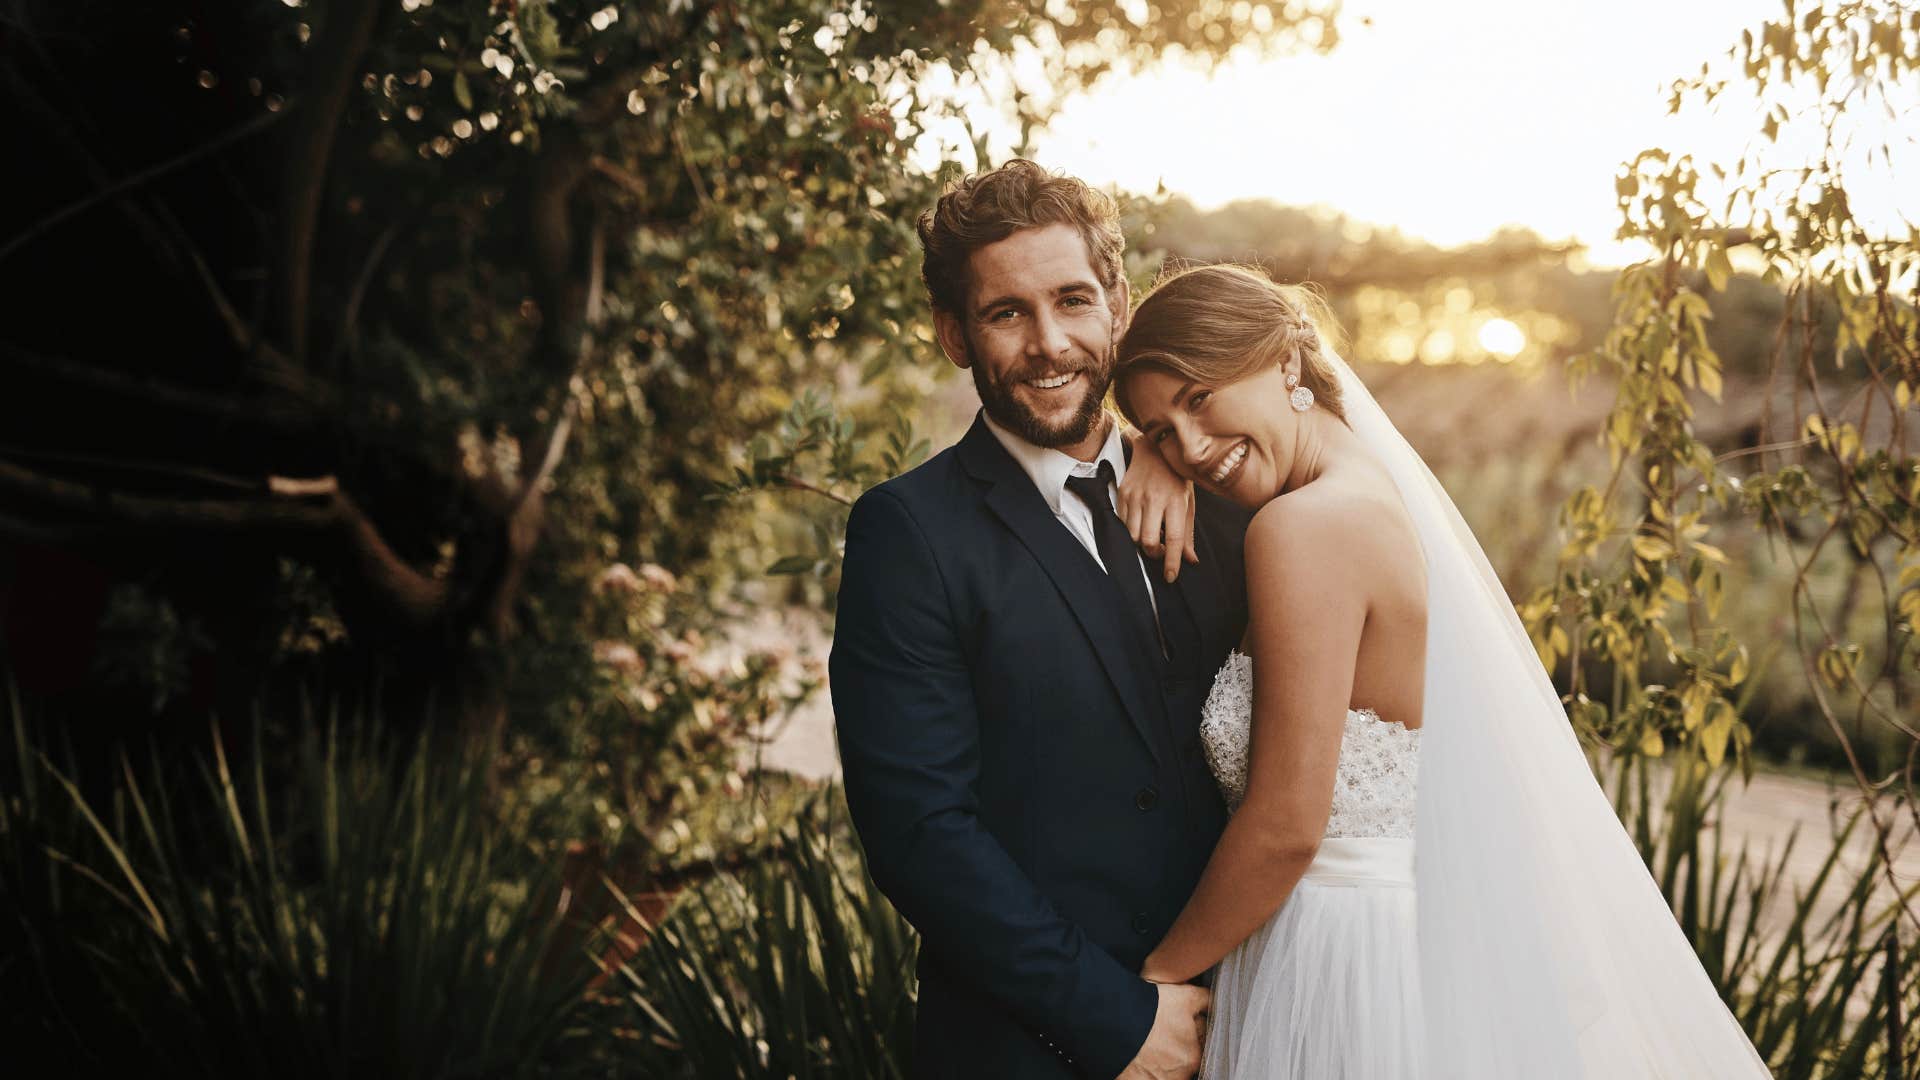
left=933, top=309, right=970, bottom=370
left=1108, top=273, right=1132, bottom=337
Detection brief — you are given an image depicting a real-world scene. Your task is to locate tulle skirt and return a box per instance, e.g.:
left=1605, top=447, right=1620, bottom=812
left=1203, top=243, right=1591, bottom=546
left=1203, top=837, right=1424, bottom=1079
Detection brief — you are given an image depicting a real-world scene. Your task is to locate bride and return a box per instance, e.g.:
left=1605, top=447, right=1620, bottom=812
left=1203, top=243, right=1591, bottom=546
left=1113, top=264, right=1769, bottom=1078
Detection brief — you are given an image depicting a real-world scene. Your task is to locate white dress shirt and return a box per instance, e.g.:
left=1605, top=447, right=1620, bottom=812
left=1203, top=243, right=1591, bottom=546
left=982, top=412, right=1163, bottom=622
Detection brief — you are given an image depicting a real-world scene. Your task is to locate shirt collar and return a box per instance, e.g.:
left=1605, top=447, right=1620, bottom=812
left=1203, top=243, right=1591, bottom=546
left=981, top=410, right=1128, bottom=516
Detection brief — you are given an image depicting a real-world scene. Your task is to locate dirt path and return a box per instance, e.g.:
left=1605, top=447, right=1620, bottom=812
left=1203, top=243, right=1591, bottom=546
left=1708, top=767, right=1920, bottom=936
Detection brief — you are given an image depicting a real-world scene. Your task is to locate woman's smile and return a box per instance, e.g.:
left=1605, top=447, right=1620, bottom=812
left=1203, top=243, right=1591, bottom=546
left=1206, top=439, right=1250, bottom=487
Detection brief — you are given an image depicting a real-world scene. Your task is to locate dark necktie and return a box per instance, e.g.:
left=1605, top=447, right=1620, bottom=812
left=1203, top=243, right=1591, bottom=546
left=1064, top=462, right=1164, bottom=663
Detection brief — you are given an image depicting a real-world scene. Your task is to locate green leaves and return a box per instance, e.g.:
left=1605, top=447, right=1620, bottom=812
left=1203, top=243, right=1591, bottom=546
left=1, top=704, right=595, bottom=1075
left=766, top=554, right=825, bottom=576
left=1703, top=244, right=1732, bottom=293
left=1520, top=14, right=1920, bottom=1071
left=710, top=390, right=929, bottom=583
left=1535, top=3, right=1919, bottom=858
left=607, top=795, right=918, bottom=1078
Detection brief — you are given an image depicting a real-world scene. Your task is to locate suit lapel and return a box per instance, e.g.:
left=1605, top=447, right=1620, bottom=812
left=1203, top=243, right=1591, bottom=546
left=1167, top=518, right=1226, bottom=672
left=959, top=417, right=1168, bottom=763
left=1117, top=438, right=1231, bottom=678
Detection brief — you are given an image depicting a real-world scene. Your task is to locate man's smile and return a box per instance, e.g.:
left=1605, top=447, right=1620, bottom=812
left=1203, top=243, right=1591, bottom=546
left=1026, top=371, right=1078, bottom=390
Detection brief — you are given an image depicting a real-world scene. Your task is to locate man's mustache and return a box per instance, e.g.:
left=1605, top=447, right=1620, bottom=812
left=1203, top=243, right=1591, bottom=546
left=993, top=356, right=1108, bottom=385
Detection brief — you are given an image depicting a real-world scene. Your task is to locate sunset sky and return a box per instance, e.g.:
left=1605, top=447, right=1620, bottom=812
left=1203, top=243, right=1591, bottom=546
left=925, top=0, right=1916, bottom=268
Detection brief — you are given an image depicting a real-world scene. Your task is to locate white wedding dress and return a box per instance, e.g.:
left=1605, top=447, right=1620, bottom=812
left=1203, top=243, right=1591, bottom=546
left=1198, top=650, right=1426, bottom=1078
left=1181, top=351, right=1771, bottom=1078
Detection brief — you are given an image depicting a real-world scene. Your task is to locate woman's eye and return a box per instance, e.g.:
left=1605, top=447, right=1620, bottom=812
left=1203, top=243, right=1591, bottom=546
left=1189, top=390, right=1211, bottom=409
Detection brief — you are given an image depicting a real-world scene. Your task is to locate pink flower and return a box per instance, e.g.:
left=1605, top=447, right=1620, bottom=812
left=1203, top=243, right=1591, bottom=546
left=593, top=640, right=643, bottom=674
left=594, top=563, right=642, bottom=596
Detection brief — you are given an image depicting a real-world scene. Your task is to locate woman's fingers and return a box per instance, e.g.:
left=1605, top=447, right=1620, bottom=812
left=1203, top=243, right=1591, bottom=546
left=1185, top=498, right=1200, bottom=565
left=1121, top=490, right=1146, bottom=546
left=1161, top=523, right=1186, bottom=583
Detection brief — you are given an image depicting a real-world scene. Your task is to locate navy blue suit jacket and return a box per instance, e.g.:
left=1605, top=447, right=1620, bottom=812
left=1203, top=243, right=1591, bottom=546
left=831, top=415, right=1252, bottom=1078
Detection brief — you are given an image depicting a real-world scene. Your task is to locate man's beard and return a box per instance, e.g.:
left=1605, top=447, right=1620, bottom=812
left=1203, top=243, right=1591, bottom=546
left=969, top=339, right=1116, bottom=449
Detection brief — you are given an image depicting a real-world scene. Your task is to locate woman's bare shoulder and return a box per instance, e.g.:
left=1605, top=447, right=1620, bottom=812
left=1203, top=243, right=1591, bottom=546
left=1245, top=476, right=1418, bottom=594
left=1246, top=475, right=1397, bottom=550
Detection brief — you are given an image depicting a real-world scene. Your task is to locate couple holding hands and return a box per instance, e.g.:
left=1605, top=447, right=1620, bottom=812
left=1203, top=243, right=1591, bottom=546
left=830, top=160, right=1767, bottom=1079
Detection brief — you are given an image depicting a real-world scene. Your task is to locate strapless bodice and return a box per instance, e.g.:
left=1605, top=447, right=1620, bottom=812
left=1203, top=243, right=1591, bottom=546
left=1198, top=650, right=1420, bottom=839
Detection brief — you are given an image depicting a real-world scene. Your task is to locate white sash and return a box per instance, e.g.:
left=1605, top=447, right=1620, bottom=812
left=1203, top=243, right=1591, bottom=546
left=1300, top=836, right=1415, bottom=888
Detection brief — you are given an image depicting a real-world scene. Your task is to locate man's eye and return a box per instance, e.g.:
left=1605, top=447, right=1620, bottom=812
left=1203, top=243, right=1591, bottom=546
left=1062, top=295, right=1091, bottom=308
left=1151, top=427, right=1170, bottom=443
left=989, top=308, right=1018, bottom=322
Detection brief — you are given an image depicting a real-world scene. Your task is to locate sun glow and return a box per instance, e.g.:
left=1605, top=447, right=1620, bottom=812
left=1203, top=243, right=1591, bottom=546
left=1477, top=318, right=1527, bottom=358
left=1007, top=0, right=1839, bottom=266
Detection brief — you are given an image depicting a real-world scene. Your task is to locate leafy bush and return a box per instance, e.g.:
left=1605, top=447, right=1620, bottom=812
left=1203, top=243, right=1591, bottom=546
left=0, top=686, right=597, bottom=1078
left=597, top=795, right=918, bottom=1078
left=1611, top=751, right=1918, bottom=1077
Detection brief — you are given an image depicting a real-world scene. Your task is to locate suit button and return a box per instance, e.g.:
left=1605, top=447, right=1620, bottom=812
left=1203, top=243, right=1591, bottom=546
left=1134, top=786, right=1159, bottom=811
left=1132, top=912, right=1152, bottom=935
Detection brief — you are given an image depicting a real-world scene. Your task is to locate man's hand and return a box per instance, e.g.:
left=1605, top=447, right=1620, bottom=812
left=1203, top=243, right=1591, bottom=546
left=1117, top=982, right=1210, bottom=1080
left=1117, top=433, right=1199, bottom=584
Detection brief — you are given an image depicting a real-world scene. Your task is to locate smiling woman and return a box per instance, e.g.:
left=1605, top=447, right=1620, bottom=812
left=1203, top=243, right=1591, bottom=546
left=1107, top=259, right=1772, bottom=1078
left=1116, top=264, right=1348, bottom=431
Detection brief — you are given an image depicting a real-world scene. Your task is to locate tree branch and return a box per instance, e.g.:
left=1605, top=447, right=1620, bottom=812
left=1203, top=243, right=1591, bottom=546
left=781, top=476, right=855, bottom=507
left=329, top=220, right=402, bottom=377
left=588, top=155, right=649, bottom=200
left=0, top=444, right=260, bottom=492
left=0, top=459, right=333, bottom=531
left=0, top=461, right=449, bottom=628
left=0, top=108, right=284, bottom=267
left=0, top=342, right=322, bottom=434
left=528, top=128, right=593, bottom=382
left=279, top=0, right=383, bottom=365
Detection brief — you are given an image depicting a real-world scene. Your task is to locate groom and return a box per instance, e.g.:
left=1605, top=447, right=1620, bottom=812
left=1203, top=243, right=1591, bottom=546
left=831, top=160, right=1252, bottom=1079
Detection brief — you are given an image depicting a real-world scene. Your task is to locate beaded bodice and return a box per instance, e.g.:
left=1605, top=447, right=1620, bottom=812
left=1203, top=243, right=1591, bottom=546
left=1199, top=650, right=1421, bottom=838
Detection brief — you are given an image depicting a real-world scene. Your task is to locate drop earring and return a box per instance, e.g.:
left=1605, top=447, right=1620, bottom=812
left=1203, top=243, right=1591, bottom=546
left=1286, top=371, right=1314, bottom=412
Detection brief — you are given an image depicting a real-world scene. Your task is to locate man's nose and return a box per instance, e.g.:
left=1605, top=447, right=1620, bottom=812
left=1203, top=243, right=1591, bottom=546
left=1026, top=308, right=1070, bottom=360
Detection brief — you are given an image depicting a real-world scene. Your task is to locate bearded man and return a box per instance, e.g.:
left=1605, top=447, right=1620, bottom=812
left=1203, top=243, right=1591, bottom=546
left=830, top=159, right=1253, bottom=1079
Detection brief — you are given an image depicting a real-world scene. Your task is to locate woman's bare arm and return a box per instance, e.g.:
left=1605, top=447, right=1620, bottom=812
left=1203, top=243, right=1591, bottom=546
left=1116, top=427, right=1199, bottom=583
left=1138, top=497, right=1366, bottom=983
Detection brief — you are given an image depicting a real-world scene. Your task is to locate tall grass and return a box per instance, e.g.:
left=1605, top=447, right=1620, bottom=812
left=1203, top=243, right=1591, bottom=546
left=1611, top=751, right=1920, bottom=1077
left=0, top=686, right=598, bottom=1078
left=8, top=672, right=1913, bottom=1078
left=599, top=796, right=918, bottom=1078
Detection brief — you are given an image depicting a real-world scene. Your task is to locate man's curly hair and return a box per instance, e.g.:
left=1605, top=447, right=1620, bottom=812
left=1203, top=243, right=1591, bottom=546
left=916, top=159, right=1125, bottom=316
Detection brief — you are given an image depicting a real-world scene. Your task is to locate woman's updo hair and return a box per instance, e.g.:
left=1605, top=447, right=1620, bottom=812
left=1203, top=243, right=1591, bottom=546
left=1115, top=263, right=1348, bottom=429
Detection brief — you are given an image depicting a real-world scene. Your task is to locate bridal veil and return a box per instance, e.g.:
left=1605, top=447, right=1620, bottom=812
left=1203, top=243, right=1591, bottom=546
left=1325, top=351, right=1770, bottom=1077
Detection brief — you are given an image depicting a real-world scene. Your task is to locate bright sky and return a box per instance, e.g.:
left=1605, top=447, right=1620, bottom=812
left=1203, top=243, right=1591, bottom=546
left=928, top=0, right=1915, bottom=268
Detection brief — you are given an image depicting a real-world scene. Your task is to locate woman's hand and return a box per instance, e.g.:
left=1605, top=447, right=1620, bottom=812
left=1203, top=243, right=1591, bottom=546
left=1118, top=429, right=1199, bottom=583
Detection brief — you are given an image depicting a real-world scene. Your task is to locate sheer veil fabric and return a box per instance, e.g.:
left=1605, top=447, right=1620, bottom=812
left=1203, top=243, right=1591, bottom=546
left=1323, top=351, right=1769, bottom=1077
